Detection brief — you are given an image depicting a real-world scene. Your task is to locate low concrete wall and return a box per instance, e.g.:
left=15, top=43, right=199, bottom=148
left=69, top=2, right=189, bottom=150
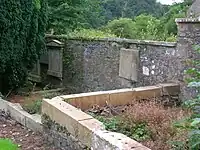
left=0, top=98, right=42, bottom=133
left=42, top=83, right=180, bottom=150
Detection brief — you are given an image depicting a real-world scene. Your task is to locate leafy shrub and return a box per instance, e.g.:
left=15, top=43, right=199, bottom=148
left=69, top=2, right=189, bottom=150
left=68, top=28, right=116, bottom=39
left=165, top=34, right=177, bottom=42
left=103, top=14, right=176, bottom=41
left=0, top=0, right=47, bottom=94
left=103, top=18, right=135, bottom=38
left=132, top=14, right=164, bottom=41
left=0, top=139, right=18, bottom=150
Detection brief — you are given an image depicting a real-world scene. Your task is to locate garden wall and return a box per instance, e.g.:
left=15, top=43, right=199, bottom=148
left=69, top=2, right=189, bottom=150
left=44, top=36, right=177, bottom=92
left=30, top=18, right=200, bottom=99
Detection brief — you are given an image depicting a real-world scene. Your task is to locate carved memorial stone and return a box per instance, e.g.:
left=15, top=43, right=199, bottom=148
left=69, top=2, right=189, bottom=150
left=47, top=40, right=64, bottom=78
left=119, top=48, right=139, bottom=82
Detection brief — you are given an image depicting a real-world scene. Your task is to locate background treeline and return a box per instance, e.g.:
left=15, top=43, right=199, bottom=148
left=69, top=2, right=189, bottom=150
left=47, top=0, right=192, bottom=41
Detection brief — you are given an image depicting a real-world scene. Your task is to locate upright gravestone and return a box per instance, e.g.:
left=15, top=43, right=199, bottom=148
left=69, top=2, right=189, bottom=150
left=47, top=39, right=64, bottom=79
left=29, top=60, right=41, bottom=82
left=119, top=48, right=139, bottom=82
left=187, top=0, right=200, bottom=18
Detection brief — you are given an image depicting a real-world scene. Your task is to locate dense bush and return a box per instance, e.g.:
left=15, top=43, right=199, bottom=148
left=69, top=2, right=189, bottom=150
left=68, top=28, right=116, bottom=39
left=103, top=15, right=176, bottom=41
left=103, top=18, right=135, bottom=38
left=0, top=0, right=47, bottom=94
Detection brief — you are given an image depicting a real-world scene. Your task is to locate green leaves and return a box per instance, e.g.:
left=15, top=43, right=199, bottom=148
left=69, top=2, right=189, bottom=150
left=190, top=118, right=200, bottom=127
left=34, top=0, right=41, bottom=10
left=0, top=139, right=18, bottom=150
left=93, top=115, right=150, bottom=142
left=0, top=0, right=47, bottom=94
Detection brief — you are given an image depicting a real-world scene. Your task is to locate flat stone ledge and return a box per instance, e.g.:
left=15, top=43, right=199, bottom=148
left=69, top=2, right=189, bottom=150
left=60, top=83, right=180, bottom=110
left=92, top=130, right=150, bottom=150
left=0, top=98, right=42, bottom=132
left=176, top=18, right=200, bottom=23
left=45, top=34, right=177, bottom=47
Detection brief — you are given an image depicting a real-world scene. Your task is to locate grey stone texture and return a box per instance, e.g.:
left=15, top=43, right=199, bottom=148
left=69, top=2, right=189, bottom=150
left=44, top=36, right=178, bottom=93
left=176, top=18, right=200, bottom=99
left=32, top=19, right=200, bottom=99
left=42, top=114, right=88, bottom=150
left=0, top=98, right=42, bottom=132
left=187, top=0, right=200, bottom=18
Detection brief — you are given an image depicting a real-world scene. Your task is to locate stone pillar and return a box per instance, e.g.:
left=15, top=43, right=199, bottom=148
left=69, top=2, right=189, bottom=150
left=176, top=18, right=200, bottom=99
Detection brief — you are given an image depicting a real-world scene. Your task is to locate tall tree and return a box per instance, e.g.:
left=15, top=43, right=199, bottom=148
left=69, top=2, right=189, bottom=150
left=47, top=0, right=103, bottom=34
left=101, top=0, right=168, bottom=23
left=0, top=0, right=47, bottom=94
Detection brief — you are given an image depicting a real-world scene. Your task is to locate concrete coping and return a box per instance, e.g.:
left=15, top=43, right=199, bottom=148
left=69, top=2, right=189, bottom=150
left=42, top=83, right=180, bottom=150
left=59, top=83, right=180, bottom=110
left=176, top=17, right=200, bottom=23
left=45, top=34, right=177, bottom=47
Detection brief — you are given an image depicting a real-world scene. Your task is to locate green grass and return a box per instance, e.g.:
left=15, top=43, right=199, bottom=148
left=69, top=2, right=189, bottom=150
left=0, top=139, right=19, bottom=150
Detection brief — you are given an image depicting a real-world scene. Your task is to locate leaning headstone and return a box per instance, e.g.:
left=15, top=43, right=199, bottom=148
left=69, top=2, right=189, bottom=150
left=187, top=0, right=200, bottom=18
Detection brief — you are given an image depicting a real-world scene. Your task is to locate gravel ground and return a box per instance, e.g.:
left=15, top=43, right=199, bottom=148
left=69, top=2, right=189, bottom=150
left=0, top=111, right=59, bottom=150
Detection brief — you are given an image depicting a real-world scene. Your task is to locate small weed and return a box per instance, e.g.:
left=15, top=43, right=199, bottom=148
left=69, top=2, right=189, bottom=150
left=0, top=138, right=18, bottom=150
left=22, top=99, right=42, bottom=114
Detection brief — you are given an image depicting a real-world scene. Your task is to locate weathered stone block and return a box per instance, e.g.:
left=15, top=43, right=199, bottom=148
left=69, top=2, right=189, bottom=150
left=7, top=103, right=28, bottom=126
left=119, top=48, right=139, bottom=82
left=92, top=130, right=150, bottom=150
left=25, top=114, right=42, bottom=132
left=61, top=92, right=110, bottom=110
left=78, top=119, right=105, bottom=147
left=134, top=86, right=162, bottom=99
left=109, top=89, right=135, bottom=106
left=42, top=98, right=93, bottom=136
left=159, top=83, right=180, bottom=96
left=0, top=98, right=8, bottom=111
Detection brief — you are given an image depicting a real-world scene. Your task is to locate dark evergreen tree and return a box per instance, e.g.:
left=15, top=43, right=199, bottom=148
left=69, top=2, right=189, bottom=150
left=0, top=0, right=47, bottom=94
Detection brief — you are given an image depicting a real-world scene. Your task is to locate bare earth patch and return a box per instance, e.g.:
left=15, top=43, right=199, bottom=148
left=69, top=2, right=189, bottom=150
left=0, top=111, right=59, bottom=150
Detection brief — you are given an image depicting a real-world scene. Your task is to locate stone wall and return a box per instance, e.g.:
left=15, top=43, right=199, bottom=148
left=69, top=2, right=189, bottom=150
left=176, top=18, right=200, bottom=99
left=44, top=36, right=178, bottom=93
left=35, top=18, right=200, bottom=99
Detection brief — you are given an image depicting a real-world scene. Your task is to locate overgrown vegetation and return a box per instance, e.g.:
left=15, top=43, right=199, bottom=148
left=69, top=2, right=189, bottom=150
left=89, top=100, right=191, bottom=150
left=172, top=45, right=200, bottom=150
left=67, top=29, right=116, bottom=39
left=0, top=139, right=18, bottom=150
left=92, top=115, right=151, bottom=141
left=0, top=0, right=47, bottom=94
left=47, top=0, right=192, bottom=41
left=22, top=99, right=42, bottom=114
